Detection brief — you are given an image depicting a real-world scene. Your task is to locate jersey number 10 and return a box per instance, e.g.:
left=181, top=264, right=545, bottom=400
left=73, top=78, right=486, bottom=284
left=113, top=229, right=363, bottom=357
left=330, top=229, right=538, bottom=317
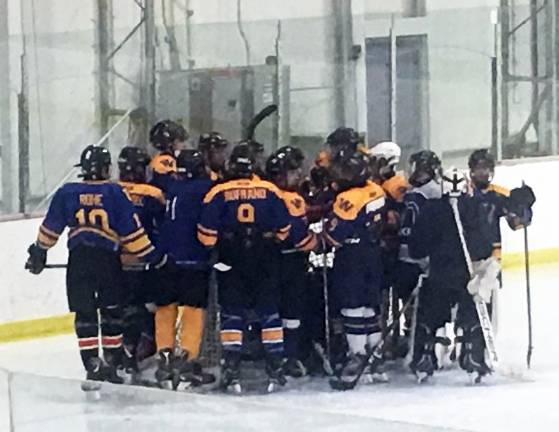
left=75, top=208, right=111, bottom=232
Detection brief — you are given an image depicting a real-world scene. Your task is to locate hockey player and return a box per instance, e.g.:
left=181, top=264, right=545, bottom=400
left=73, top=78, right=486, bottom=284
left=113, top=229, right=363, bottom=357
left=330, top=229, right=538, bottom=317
left=368, top=141, right=409, bottom=358
left=149, top=120, right=188, bottom=192
left=394, top=150, right=442, bottom=360
left=323, top=149, right=387, bottom=384
left=408, top=168, right=497, bottom=381
left=155, top=149, right=215, bottom=388
left=266, top=146, right=317, bottom=377
left=468, top=149, right=535, bottom=259
left=197, top=143, right=291, bottom=393
left=117, top=146, right=166, bottom=375
left=198, top=132, right=229, bottom=181
left=25, top=145, right=171, bottom=385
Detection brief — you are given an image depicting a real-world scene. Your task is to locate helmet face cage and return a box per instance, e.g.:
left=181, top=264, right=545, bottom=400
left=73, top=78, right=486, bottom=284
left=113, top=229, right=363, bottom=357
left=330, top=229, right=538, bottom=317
left=408, top=150, right=442, bottom=187
left=468, top=149, right=495, bottom=189
left=331, top=149, right=369, bottom=188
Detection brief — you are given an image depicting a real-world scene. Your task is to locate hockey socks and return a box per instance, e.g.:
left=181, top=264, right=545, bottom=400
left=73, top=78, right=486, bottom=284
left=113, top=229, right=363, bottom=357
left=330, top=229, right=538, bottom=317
left=179, top=305, right=205, bottom=358
left=155, top=303, right=178, bottom=351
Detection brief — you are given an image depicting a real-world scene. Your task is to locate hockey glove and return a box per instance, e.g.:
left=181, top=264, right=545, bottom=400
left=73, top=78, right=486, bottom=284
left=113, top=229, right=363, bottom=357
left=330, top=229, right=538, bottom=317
left=506, top=185, right=536, bottom=227
left=25, top=243, right=47, bottom=275
left=467, top=257, right=500, bottom=303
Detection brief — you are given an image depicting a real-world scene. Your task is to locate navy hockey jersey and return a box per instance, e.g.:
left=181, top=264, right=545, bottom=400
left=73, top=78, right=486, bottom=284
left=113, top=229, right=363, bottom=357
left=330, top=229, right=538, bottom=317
left=36, top=181, right=158, bottom=262
left=118, top=181, right=165, bottom=243
left=197, top=176, right=291, bottom=247
left=160, top=177, right=214, bottom=264
left=324, top=180, right=386, bottom=247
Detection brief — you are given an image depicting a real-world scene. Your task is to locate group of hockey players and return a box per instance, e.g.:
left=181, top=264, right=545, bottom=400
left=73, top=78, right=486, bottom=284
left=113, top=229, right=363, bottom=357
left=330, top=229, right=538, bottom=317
left=24, top=119, right=536, bottom=393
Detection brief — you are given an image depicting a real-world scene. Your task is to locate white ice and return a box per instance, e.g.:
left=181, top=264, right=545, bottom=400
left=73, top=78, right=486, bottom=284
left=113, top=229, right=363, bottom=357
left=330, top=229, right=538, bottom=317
left=1, top=264, right=558, bottom=432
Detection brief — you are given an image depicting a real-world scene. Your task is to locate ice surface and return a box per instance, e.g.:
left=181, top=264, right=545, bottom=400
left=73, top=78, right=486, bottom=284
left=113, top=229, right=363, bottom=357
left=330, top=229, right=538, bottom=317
left=0, top=264, right=558, bottom=432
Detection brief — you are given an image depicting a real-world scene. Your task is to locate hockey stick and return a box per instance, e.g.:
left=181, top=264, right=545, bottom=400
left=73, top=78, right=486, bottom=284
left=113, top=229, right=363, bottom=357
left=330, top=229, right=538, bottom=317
left=244, top=104, right=278, bottom=141
left=523, top=208, right=533, bottom=369
left=24, top=263, right=67, bottom=270
left=449, top=197, right=499, bottom=369
left=320, top=235, right=332, bottom=374
left=330, top=275, right=424, bottom=391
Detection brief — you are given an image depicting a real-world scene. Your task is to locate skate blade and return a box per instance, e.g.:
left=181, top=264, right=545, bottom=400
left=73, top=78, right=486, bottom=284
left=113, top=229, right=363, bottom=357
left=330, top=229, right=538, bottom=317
left=364, top=372, right=390, bottom=384
left=226, top=382, right=242, bottom=395
left=81, top=380, right=102, bottom=392
left=415, top=372, right=430, bottom=384
left=157, top=379, right=174, bottom=390
left=329, top=377, right=356, bottom=391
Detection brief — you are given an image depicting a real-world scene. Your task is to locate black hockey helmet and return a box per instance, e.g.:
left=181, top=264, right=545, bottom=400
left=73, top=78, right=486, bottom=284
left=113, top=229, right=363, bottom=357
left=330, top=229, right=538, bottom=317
left=326, top=127, right=360, bottom=151
left=408, top=150, right=442, bottom=187
left=468, top=149, right=495, bottom=171
left=330, top=148, right=370, bottom=189
left=198, top=132, right=229, bottom=152
left=227, top=143, right=255, bottom=179
left=117, top=146, right=150, bottom=182
left=149, top=120, right=188, bottom=151
left=176, top=149, right=206, bottom=179
left=265, top=146, right=305, bottom=178
left=75, top=145, right=112, bottom=181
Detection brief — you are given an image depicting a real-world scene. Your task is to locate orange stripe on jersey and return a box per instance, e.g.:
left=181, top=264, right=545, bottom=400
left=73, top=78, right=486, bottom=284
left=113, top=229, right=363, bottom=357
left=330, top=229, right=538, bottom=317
left=488, top=183, right=511, bottom=197
left=261, top=328, right=283, bottom=343
left=276, top=224, right=291, bottom=241
left=197, top=224, right=218, bottom=236
left=40, top=225, right=60, bottom=239
left=134, top=244, right=156, bottom=258
left=69, top=227, right=119, bottom=244
left=220, top=330, right=243, bottom=344
left=124, top=234, right=152, bottom=254
left=198, top=229, right=218, bottom=247
left=121, top=227, right=145, bottom=243
left=119, top=181, right=166, bottom=204
left=333, top=181, right=386, bottom=220
left=37, top=232, right=58, bottom=248
left=296, top=232, right=318, bottom=252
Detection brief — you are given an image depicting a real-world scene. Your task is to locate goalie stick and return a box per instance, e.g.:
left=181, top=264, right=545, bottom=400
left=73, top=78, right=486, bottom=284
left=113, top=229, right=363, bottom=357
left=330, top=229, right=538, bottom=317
left=448, top=197, right=499, bottom=370
left=329, top=275, right=424, bottom=391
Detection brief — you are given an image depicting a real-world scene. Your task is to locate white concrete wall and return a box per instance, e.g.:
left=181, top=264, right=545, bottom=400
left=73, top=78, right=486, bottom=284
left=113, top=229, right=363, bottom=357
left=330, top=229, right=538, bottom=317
left=0, top=157, right=556, bottom=325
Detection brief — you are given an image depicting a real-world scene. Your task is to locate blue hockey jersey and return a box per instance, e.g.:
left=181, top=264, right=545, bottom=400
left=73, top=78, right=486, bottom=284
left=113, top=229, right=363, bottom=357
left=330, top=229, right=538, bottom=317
left=36, top=181, right=159, bottom=262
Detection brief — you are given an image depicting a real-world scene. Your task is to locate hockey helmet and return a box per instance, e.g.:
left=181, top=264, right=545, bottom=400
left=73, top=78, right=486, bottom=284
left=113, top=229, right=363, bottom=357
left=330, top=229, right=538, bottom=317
left=330, top=148, right=370, bottom=188
left=227, top=143, right=255, bottom=179
left=468, top=149, right=495, bottom=171
left=408, top=150, right=442, bottom=187
left=149, top=120, right=188, bottom=151
left=198, top=132, right=229, bottom=152
left=326, top=127, right=361, bottom=151
left=176, top=149, right=206, bottom=179
left=368, top=141, right=401, bottom=167
left=76, top=145, right=112, bottom=181
left=117, top=146, right=150, bottom=182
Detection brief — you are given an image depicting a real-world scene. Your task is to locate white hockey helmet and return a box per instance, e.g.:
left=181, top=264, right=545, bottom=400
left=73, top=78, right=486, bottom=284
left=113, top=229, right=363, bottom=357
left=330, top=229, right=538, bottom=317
left=368, top=141, right=401, bottom=167
left=442, top=167, right=468, bottom=197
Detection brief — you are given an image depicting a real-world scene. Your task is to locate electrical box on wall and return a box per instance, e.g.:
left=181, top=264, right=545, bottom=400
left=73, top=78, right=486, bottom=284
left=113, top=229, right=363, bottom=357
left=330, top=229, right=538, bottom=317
left=157, top=65, right=290, bottom=154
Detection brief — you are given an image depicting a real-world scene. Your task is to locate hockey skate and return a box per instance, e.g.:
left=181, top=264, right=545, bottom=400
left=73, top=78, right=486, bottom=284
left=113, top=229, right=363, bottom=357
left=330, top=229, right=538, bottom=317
left=119, top=345, right=139, bottom=384
left=265, top=355, right=287, bottom=393
left=459, top=339, right=492, bottom=384
left=155, top=348, right=175, bottom=389
left=283, top=357, right=307, bottom=378
left=81, top=357, right=104, bottom=392
left=220, top=355, right=242, bottom=394
left=173, top=349, right=215, bottom=390
left=362, top=348, right=389, bottom=384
